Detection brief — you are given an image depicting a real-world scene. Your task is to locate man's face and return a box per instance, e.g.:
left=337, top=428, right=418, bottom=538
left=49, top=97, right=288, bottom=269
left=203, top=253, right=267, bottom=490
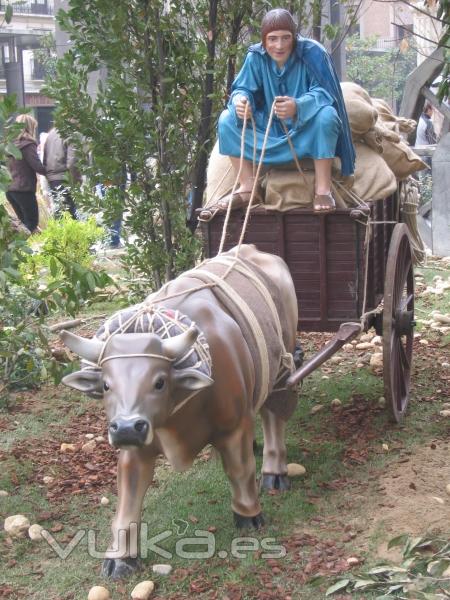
left=265, top=30, right=294, bottom=67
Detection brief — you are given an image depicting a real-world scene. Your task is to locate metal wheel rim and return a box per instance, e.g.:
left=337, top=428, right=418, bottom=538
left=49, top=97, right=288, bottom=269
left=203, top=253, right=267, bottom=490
left=383, top=224, right=414, bottom=423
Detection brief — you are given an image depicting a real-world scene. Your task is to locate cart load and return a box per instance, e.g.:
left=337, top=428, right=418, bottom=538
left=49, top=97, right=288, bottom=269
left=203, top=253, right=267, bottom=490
left=204, top=82, right=427, bottom=212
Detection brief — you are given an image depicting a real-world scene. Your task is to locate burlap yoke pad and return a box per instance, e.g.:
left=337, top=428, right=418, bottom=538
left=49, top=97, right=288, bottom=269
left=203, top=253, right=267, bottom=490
left=184, top=256, right=291, bottom=411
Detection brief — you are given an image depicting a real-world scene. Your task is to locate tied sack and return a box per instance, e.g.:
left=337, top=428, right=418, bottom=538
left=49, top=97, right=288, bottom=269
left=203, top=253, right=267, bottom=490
left=261, top=162, right=350, bottom=211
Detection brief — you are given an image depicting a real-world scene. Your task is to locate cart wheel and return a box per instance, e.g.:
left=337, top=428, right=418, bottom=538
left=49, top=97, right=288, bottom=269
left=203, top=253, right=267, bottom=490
left=383, top=224, right=414, bottom=423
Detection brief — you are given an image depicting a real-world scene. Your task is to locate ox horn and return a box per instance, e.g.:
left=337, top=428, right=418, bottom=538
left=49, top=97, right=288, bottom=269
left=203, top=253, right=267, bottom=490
left=161, top=325, right=199, bottom=360
left=60, top=330, right=104, bottom=364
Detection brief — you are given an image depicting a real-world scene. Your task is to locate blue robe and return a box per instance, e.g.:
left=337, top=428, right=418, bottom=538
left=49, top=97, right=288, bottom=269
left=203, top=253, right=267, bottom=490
left=218, top=36, right=355, bottom=176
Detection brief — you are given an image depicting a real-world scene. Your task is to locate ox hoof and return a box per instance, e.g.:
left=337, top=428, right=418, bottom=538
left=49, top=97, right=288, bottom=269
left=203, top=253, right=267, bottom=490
left=102, top=557, right=141, bottom=579
left=260, top=473, right=291, bottom=492
left=233, top=511, right=265, bottom=530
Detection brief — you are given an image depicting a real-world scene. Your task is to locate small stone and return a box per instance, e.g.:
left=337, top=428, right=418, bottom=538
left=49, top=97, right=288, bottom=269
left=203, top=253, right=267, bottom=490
left=342, top=344, right=353, bottom=351
left=100, top=496, right=110, bottom=506
left=321, top=375, right=329, bottom=380
left=331, top=398, right=342, bottom=408
left=419, top=339, right=429, bottom=346
left=310, top=404, right=324, bottom=414
left=369, top=353, right=383, bottom=371
left=87, top=586, right=111, bottom=600
left=445, top=484, right=450, bottom=497
left=4, top=515, right=30, bottom=538
left=152, top=564, right=173, bottom=576
left=346, top=557, right=360, bottom=566
left=0, top=490, right=9, bottom=497
left=28, top=524, right=44, bottom=541
left=382, top=443, right=389, bottom=452
left=60, top=443, right=76, bottom=453
left=371, top=336, right=382, bottom=346
left=85, top=433, right=95, bottom=440
left=43, top=476, right=54, bottom=485
left=81, top=440, right=96, bottom=453
left=355, top=342, right=373, bottom=350
left=378, top=397, right=386, bottom=408
left=95, top=436, right=105, bottom=443
left=330, top=356, right=343, bottom=364
left=287, top=463, right=306, bottom=477
left=439, top=410, right=450, bottom=418
left=432, top=496, right=445, bottom=505
left=359, top=332, right=374, bottom=343
left=131, top=580, right=155, bottom=599
left=356, top=362, right=364, bottom=368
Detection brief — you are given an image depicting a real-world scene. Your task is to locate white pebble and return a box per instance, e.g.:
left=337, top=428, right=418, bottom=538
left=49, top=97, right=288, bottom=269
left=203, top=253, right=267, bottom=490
left=287, top=463, right=306, bottom=477
left=419, top=339, right=429, bottom=346
left=87, top=586, right=110, bottom=600
left=382, top=443, right=389, bottom=452
left=321, top=375, right=329, bottom=380
left=310, top=404, right=324, bottom=414
left=370, top=353, right=383, bottom=370
left=356, top=362, right=364, bottom=368
left=346, top=557, right=360, bottom=566
left=95, top=436, right=105, bottom=443
left=43, top=476, right=54, bottom=485
left=331, top=398, right=342, bottom=407
left=131, top=580, right=155, bottom=599
left=28, top=524, right=44, bottom=541
left=0, top=490, right=9, bottom=497
left=440, top=410, right=450, bottom=418
left=371, top=336, right=382, bottom=346
left=85, top=433, right=95, bottom=440
left=342, top=344, right=353, bottom=351
left=378, top=397, right=386, bottom=408
left=152, top=564, right=173, bottom=576
left=4, top=515, right=30, bottom=538
left=100, top=496, right=110, bottom=506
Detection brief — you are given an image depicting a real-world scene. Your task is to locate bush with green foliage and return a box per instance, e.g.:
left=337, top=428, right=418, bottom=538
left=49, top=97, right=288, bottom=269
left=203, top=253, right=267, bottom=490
left=23, top=213, right=105, bottom=279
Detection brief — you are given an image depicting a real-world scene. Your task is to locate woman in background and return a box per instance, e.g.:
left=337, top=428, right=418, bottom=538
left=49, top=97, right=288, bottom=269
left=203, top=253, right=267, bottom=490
left=6, top=114, right=46, bottom=233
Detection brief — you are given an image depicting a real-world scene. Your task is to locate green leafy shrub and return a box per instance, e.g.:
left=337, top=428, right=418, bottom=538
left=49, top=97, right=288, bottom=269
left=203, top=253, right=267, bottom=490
left=23, top=213, right=105, bottom=279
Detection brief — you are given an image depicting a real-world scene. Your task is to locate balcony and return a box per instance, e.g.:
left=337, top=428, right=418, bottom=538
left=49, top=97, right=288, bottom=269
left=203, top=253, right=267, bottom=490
left=0, top=1, right=54, bottom=16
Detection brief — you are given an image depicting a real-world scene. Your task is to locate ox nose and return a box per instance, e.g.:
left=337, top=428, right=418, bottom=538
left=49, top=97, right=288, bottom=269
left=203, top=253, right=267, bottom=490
left=109, top=417, right=150, bottom=447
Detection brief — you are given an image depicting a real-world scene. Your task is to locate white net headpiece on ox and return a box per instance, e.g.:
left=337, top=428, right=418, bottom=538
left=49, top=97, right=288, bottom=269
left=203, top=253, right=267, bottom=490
left=93, top=305, right=212, bottom=377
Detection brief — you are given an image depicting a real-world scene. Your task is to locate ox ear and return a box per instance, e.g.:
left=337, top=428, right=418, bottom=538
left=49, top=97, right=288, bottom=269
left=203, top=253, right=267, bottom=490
left=62, top=369, right=104, bottom=398
left=172, top=368, right=213, bottom=391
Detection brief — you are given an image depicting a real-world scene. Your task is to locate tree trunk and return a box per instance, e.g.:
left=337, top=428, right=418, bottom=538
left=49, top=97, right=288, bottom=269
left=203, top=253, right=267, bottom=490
left=187, top=0, right=218, bottom=232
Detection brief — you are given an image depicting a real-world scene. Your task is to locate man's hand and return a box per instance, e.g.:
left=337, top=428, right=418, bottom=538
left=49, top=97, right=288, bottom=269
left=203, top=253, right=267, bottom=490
left=274, top=96, right=297, bottom=120
left=234, top=95, right=252, bottom=119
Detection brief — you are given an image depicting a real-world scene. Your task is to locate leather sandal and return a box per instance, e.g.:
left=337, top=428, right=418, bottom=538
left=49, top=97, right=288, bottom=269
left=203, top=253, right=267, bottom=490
left=313, top=192, right=336, bottom=212
left=198, top=190, right=262, bottom=222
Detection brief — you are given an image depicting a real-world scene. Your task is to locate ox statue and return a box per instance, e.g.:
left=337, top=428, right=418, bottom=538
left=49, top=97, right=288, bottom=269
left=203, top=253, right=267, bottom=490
left=61, top=244, right=299, bottom=579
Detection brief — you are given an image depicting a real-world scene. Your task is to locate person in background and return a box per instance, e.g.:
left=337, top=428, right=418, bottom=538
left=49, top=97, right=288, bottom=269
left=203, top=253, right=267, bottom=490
left=215, top=8, right=354, bottom=213
left=43, top=127, right=81, bottom=218
left=6, top=114, right=46, bottom=233
left=415, top=102, right=437, bottom=146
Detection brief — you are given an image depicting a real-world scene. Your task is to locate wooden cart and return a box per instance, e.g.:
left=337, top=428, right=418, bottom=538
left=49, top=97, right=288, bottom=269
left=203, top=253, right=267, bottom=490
left=199, top=192, right=415, bottom=423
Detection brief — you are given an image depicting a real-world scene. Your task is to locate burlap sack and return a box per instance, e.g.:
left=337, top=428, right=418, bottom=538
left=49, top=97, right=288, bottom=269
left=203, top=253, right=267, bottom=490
left=341, top=81, right=373, bottom=104
left=261, top=162, right=349, bottom=211
left=204, top=141, right=235, bottom=207
left=345, top=98, right=379, bottom=137
left=350, top=142, right=397, bottom=201
left=372, top=98, right=417, bottom=135
left=380, top=137, right=428, bottom=180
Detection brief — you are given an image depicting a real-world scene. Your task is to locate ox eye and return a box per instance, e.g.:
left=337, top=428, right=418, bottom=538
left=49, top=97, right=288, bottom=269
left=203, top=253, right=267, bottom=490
left=155, top=377, right=165, bottom=391
left=103, top=382, right=110, bottom=392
